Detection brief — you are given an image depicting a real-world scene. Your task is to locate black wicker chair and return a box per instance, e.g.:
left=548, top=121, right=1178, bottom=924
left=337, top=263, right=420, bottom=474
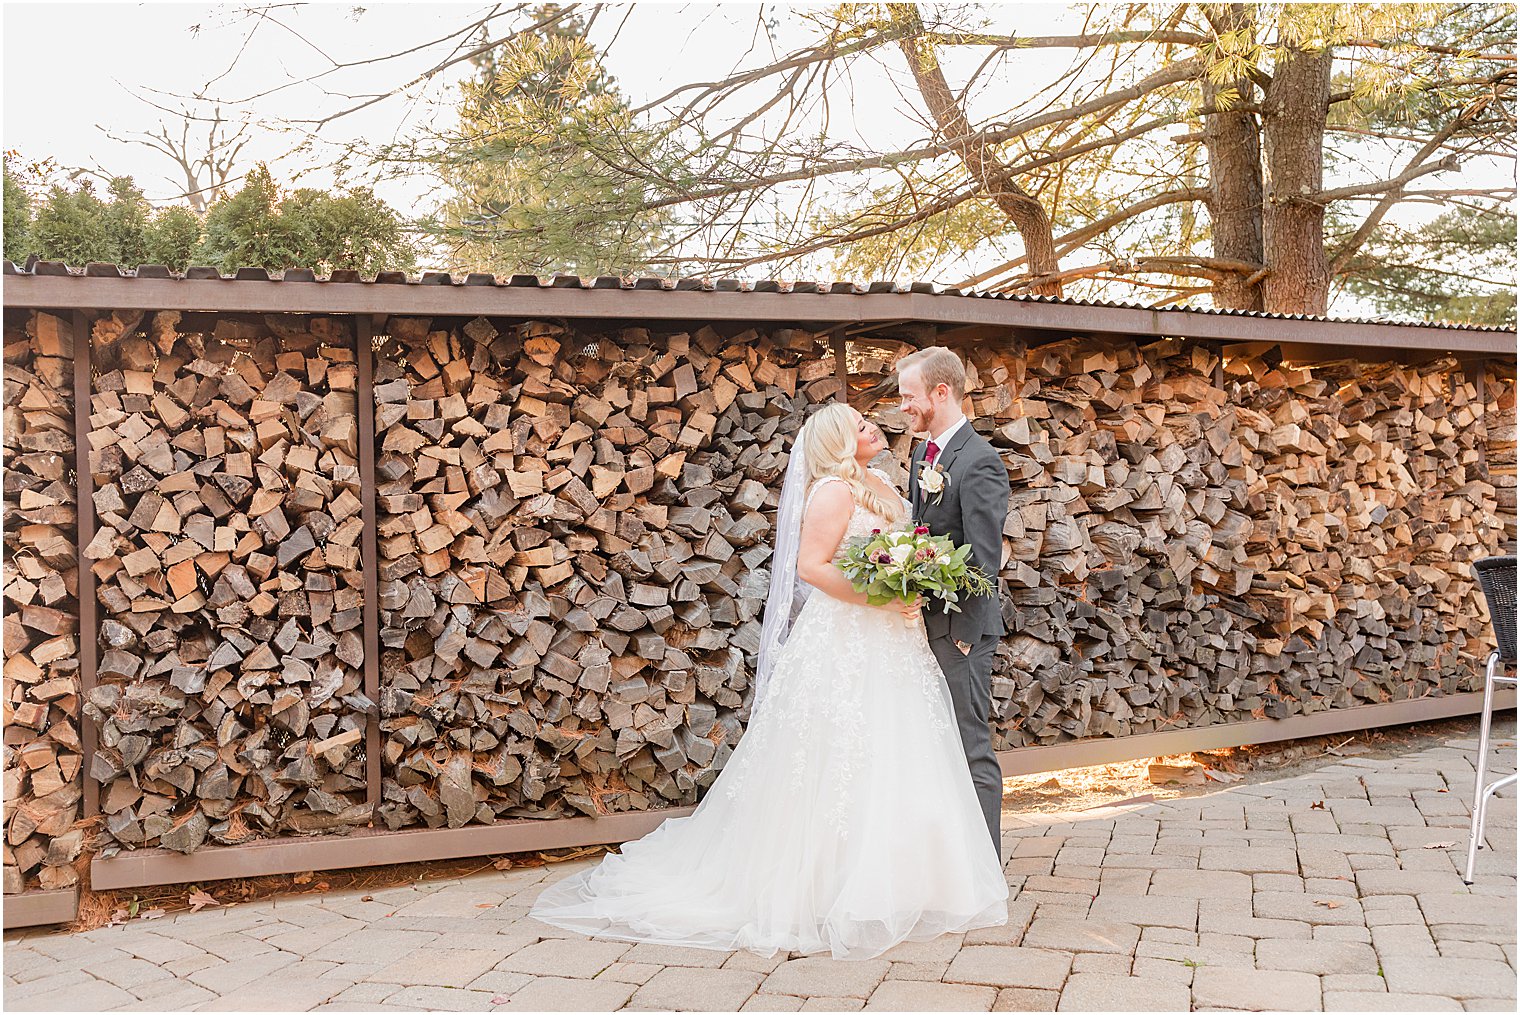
left=1465, top=555, right=1516, bottom=884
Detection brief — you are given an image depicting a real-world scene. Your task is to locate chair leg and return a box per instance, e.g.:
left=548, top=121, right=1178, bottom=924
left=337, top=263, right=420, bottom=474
left=1477, top=771, right=1518, bottom=835
left=1464, top=651, right=1500, bottom=884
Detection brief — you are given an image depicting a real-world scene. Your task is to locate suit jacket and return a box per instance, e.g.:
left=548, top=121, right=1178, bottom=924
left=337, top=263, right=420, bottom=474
left=908, top=421, right=1009, bottom=644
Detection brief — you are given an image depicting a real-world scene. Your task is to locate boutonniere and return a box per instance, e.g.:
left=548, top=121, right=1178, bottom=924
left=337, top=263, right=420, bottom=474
left=918, top=460, right=949, bottom=505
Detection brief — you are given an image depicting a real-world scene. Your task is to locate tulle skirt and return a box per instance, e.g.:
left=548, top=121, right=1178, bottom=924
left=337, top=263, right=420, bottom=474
left=527, top=592, right=1009, bottom=960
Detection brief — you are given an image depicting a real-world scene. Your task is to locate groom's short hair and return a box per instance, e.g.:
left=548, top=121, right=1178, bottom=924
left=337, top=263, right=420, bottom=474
left=896, top=346, right=967, bottom=400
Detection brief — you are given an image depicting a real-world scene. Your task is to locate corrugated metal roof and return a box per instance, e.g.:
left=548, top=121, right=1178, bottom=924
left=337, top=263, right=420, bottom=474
left=4, top=257, right=1512, bottom=335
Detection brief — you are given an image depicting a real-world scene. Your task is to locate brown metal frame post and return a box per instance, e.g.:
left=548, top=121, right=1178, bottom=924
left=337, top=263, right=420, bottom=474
left=354, top=314, right=383, bottom=814
left=70, top=310, right=100, bottom=818
left=832, top=332, right=849, bottom=403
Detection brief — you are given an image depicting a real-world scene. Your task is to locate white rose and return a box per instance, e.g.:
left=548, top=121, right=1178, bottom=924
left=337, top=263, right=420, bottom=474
left=920, top=466, right=945, bottom=494
left=889, top=543, right=914, bottom=564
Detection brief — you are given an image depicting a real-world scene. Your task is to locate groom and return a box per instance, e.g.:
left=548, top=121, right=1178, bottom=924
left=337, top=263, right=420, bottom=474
left=898, top=347, right=1008, bottom=863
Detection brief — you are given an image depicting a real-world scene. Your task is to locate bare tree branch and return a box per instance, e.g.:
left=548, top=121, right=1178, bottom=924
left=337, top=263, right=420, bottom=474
left=1329, top=109, right=1476, bottom=274
left=637, top=54, right=1204, bottom=214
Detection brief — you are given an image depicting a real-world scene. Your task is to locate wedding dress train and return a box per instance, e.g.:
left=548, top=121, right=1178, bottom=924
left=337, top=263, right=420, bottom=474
left=528, top=474, right=1008, bottom=959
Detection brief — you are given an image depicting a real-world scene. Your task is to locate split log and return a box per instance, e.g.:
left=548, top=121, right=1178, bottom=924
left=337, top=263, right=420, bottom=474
left=859, top=336, right=1513, bottom=747
left=81, top=312, right=370, bottom=853
left=3, top=311, right=83, bottom=892
left=372, top=319, right=833, bottom=828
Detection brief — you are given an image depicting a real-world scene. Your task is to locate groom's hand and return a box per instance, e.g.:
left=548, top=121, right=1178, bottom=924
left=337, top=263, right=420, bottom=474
left=955, top=639, right=971, bottom=655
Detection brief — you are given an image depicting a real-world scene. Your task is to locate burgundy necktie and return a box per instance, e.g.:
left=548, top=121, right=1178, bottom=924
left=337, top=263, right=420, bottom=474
left=925, top=440, right=940, bottom=465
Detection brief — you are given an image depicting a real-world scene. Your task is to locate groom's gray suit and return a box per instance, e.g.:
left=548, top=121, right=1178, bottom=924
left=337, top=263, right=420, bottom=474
left=908, top=420, right=1008, bottom=861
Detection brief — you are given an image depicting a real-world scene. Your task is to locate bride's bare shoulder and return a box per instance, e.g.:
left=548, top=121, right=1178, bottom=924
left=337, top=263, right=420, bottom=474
left=804, top=476, right=853, bottom=514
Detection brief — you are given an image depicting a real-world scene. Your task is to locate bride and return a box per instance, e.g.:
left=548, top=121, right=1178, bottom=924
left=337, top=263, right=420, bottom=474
left=528, top=402, right=1008, bottom=960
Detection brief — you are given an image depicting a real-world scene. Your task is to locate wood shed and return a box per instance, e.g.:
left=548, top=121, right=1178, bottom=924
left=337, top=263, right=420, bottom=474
left=3, top=258, right=1515, bottom=928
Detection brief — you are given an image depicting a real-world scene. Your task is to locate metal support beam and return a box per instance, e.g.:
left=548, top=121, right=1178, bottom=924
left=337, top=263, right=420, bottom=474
left=831, top=332, right=849, bottom=403
left=70, top=311, right=100, bottom=818
left=997, top=690, right=1516, bottom=778
left=2, top=888, right=78, bottom=929
left=354, top=316, right=382, bottom=814
left=91, top=806, right=696, bottom=890
left=6, top=275, right=1512, bottom=356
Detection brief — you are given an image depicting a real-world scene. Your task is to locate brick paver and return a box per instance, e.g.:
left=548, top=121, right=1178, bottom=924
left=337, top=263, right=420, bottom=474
left=4, top=728, right=1513, bottom=1011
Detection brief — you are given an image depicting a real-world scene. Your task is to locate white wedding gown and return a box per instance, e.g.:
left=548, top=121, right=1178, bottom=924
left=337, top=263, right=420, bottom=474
left=528, top=473, right=1009, bottom=959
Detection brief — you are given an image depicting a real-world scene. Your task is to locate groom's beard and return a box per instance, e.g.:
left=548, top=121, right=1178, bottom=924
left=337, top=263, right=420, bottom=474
left=916, top=407, right=961, bottom=438
left=910, top=407, right=939, bottom=437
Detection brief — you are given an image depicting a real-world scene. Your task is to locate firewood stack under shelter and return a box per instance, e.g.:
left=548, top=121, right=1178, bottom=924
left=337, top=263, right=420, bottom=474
left=371, top=317, right=842, bottom=828
left=1, top=265, right=1513, bottom=908
left=852, top=335, right=1514, bottom=749
left=3, top=312, right=84, bottom=894
left=80, top=311, right=371, bottom=857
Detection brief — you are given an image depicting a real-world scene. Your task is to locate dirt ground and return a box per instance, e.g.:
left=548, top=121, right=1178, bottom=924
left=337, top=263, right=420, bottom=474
left=63, top=712, right=1515, bottom=933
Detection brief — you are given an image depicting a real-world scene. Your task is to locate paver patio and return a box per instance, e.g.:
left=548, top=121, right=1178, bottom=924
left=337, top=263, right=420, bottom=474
left=4, top=726, right=1514, bottom=1012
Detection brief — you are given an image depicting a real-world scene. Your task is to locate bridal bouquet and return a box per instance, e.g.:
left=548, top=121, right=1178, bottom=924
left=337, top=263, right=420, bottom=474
left=837, top=526, right=993, bottom=612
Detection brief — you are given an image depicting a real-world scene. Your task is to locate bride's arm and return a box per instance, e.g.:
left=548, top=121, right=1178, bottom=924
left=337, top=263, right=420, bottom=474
left=796, top=483, right=918, bottom=618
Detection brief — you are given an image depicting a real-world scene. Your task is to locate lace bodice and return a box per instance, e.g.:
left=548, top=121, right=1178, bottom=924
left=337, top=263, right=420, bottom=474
left=805, top=467, right=911, bottom=558
left=719, top=466, right=962, bottom=832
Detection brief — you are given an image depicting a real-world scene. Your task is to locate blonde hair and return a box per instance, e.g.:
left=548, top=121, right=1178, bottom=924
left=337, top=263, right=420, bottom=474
left=896, top=346, right=967, bottom=400
left=798, top=403, right=907, bottom=525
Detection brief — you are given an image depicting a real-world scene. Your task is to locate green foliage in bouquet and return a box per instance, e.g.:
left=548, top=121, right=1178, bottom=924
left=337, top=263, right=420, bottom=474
left=837, top=525, right=993, bottom=612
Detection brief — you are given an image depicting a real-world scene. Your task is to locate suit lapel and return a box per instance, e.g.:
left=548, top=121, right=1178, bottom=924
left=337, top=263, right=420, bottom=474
left=932, top=422, right=975, bottom=487
left=908, top=441, right=924, bottom=520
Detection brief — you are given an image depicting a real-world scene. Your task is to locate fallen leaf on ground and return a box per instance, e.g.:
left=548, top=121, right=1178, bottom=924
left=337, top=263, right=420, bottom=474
left=1314, top=899, right=1342, bottom=909
left=493, top=858, right=514, bottom=870
left=477, top=903, right=495, bottom=908
left=491, top=997, right=510, bottom=1006
left=140, top=908, right=166, bottom=920
left=187, top=890, right=220, bottom=912
left=1423, top=840, right=1458, bottom=849
left=1437, top=788, right=1450, bottom=793
left=1203, top=768, right=1242, bottom=784
left=315, top=881, right=330, bottom=891
left=1310, top=801, right=1326, bottom=810
left=361, top=895, right=374, bottom=902
left=293, top=871, right=314, bottom=885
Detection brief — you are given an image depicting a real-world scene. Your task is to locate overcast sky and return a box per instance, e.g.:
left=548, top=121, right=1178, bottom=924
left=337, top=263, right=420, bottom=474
left=2, top=2, right=1081, bottom=212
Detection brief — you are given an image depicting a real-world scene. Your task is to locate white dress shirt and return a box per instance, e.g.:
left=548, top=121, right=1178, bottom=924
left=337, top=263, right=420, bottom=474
left=927, top=414, right=968, bottom=458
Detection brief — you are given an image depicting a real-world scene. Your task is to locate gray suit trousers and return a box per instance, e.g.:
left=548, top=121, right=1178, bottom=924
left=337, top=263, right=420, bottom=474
left=929, top=631, right=1003, bottom=864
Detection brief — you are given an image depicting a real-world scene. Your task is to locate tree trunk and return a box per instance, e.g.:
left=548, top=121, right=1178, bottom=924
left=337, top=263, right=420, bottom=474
left=1261, top=38, right=1333, bottom=315
left=894, top=12, right=1061, bottom=295
left=1201, top=4, right=1266, bottom=311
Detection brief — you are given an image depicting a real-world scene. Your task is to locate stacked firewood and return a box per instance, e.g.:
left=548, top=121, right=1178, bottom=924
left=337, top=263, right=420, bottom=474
left=1234, top=355, right=1510, bottom=708
left=5, top=298, right=1512, bottom=866
left=80, top=312, right=370, bottom=854
left=2, top=312, right=84, bottom=893
left=852, top=337, right=1514, bottom=749
left=372, top=317, right=838, bottom=828
left=1485, top=375, right=1518, bottom=552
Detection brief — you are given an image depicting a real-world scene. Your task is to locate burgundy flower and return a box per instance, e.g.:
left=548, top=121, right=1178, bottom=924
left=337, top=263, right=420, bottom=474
left=870, top=528, right=881, bottom=535
left=914, top=525, right=930, bottom=535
